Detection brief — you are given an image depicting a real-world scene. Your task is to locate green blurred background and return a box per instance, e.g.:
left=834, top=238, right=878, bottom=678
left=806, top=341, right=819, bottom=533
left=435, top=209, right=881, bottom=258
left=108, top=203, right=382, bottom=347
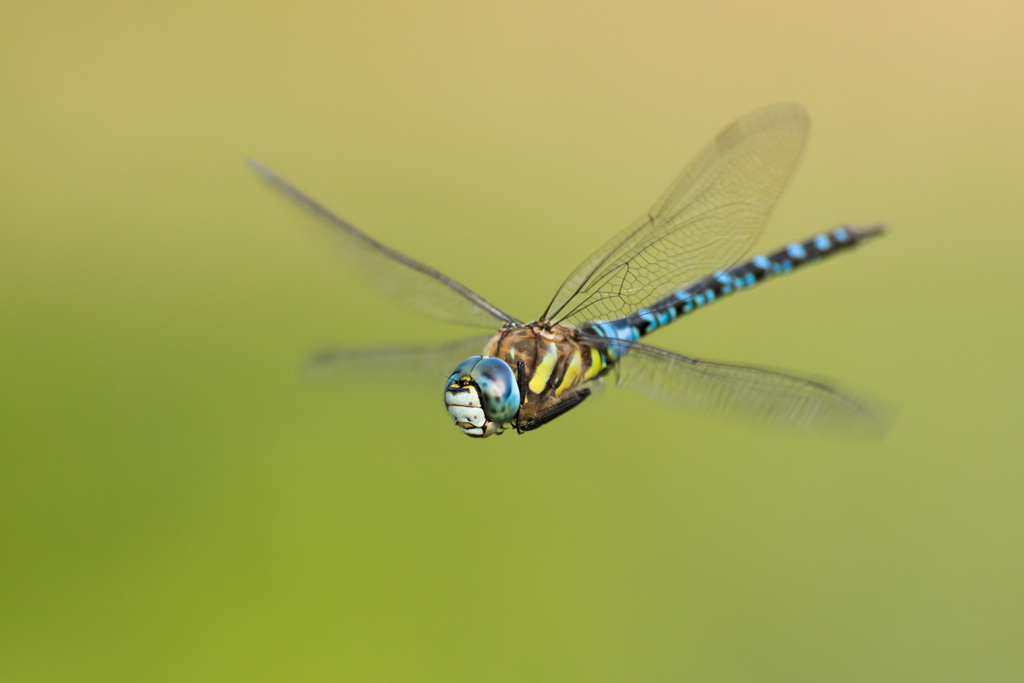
left=2, top=0, right=1022, bottom=680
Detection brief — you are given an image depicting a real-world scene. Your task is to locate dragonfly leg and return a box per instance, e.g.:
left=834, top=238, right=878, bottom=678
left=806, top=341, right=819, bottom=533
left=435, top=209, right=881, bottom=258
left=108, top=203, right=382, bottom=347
left=515, top=359, right=529, bottom=434
left=516, top=387, right=592, bottom=433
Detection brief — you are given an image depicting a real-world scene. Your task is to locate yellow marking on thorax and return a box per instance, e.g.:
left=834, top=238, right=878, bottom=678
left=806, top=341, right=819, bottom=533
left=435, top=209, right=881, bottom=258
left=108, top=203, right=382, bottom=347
left=528, top=341, right=558, bottom=394
left=555, top=350, right=582, bottom=396
left=583, top=347, right=606, bottom=380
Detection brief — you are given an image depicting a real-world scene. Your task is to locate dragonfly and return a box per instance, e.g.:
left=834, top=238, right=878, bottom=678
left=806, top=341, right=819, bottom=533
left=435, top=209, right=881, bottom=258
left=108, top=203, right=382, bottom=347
left=250, top=103, right=886, bottom=438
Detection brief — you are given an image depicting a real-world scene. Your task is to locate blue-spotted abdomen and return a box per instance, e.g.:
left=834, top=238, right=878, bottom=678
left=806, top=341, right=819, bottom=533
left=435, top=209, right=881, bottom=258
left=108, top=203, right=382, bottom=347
left=444, top=356, right=521, bottom=437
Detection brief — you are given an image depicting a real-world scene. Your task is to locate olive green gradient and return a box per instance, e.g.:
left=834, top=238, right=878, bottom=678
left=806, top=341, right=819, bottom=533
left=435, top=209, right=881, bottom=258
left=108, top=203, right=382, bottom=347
left=1, top=1, right=1022, bottom=681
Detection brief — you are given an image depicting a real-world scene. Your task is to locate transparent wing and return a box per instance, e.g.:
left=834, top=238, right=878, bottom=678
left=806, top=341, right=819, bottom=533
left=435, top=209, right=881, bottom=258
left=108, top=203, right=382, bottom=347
left=249, top=160, right=518, bottom=328
left=544, top=103, right=810, bottom=325
left=305, top=335, right=495, bottom=394
left=596, top=337, right=889, bottom=436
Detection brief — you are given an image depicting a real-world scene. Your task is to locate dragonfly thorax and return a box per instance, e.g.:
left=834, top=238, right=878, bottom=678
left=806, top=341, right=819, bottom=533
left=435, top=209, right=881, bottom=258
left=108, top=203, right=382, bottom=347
left=444, top=356, right=520, bottom=438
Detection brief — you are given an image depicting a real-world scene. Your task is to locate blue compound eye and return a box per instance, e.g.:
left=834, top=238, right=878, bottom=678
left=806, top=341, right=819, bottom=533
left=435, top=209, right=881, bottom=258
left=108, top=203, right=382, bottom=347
left=470, top=357, right=520, bottom=422
left=446, top=356, right=483, bottom=386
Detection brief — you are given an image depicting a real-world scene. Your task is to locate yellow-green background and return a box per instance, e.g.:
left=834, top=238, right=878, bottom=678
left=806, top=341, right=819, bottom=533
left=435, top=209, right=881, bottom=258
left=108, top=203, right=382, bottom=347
left=2, top=1, right=1022, bottom=681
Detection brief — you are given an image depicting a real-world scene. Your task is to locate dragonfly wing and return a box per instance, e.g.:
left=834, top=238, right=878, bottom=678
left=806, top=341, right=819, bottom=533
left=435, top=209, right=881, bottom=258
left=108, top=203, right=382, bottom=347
left=544, top=103, right=809, bottom=325
left=305, top=335, right=495, bottom=394
left=599, top=338, right=889, bottom=436
left=249, top=160, right=519, bottom=328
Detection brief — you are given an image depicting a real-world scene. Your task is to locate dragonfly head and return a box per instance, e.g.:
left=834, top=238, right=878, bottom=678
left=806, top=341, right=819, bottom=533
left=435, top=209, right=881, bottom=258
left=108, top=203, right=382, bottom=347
left=444, top=356, right=520, bottom=437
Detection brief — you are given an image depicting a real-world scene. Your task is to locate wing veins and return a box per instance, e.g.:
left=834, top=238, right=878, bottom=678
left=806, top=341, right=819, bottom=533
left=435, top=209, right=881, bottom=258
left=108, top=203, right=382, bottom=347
left=248, top=159, right=519, bottom=328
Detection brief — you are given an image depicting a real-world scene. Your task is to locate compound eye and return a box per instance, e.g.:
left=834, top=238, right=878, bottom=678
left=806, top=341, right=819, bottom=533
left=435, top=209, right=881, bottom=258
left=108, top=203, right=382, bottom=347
left=470, top=357, right=520, bottom=423
left=446, top=356, right=483, bottom=387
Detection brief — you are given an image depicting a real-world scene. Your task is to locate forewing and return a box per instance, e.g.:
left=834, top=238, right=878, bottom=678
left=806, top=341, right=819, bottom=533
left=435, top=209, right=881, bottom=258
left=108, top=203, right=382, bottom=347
left=249, top=160, right=518, bottom=328
left=544, top=103, right=810, bottom=325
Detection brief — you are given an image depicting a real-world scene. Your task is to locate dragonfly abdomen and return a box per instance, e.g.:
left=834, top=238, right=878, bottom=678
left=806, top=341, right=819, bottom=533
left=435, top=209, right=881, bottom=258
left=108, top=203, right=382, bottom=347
left=613, top=225, right=885, bottom=339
